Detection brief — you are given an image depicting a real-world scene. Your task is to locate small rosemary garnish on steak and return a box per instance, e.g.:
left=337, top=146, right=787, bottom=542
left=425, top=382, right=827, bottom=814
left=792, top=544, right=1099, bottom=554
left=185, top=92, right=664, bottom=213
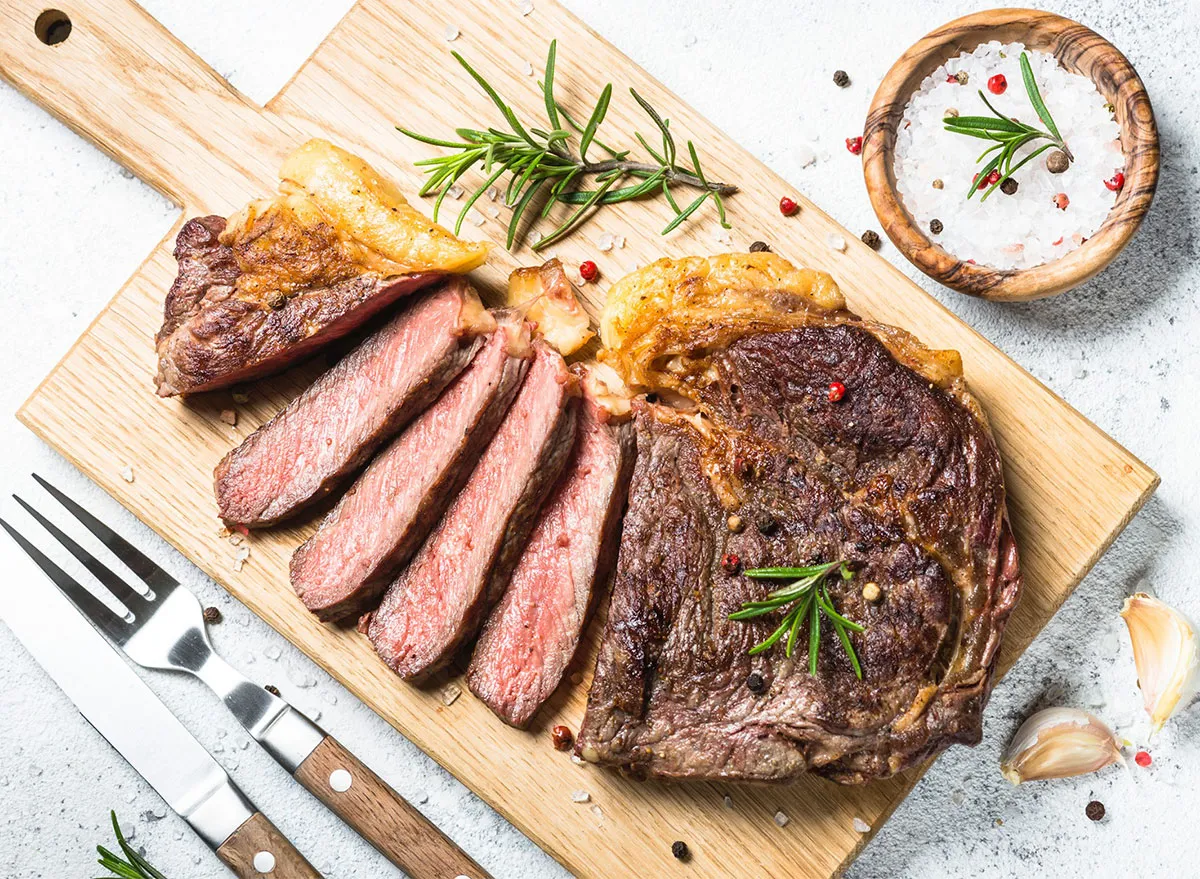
left=97, top=811, right=169, bottom=879
left=945, top=52, right=1071, bottom=202
left=729, top=561, right=865, bottom=679
left=398, top=40, right=736, bottom=251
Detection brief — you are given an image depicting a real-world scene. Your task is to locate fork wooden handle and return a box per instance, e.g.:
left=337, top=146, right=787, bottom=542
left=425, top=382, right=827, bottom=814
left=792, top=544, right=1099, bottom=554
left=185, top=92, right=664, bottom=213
left=295, top=735, right=490, bottom=879
left=216, top=812, right=322, bottom=879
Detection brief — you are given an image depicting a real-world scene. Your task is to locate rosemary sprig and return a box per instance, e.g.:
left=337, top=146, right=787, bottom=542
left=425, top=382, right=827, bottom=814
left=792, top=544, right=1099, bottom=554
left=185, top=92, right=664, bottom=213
left=398, top=40, right=736, bottom=250
left=96, top=811, right=169, bottom=879
left=729, top=561, right=865, bottom=679
left=944, top=52, right=1071, bottom=202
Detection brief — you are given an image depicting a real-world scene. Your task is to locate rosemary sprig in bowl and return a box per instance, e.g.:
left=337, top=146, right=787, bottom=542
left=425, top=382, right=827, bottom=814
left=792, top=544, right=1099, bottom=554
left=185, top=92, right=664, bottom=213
left=729, top=561, right=866, bottom=679
left=399, top=40, right=736, bottom=251
left=97, top=811, right=169, bottom=879
left=944, top=52, right=1071, bottom=202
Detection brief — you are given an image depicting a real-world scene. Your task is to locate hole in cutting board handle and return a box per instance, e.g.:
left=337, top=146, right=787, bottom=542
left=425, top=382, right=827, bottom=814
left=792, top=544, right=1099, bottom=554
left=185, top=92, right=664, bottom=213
left=35, top=9, right=71, bottom=45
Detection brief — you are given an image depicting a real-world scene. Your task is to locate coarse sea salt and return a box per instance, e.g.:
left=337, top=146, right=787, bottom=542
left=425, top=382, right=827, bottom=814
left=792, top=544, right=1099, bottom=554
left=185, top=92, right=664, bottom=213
left=894, top=42, right=1122, bottom=270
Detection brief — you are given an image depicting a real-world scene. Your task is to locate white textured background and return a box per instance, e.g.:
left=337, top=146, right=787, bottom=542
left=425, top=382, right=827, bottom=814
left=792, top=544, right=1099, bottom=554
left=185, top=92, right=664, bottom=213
left=1, top=1, right=1197, bottom=876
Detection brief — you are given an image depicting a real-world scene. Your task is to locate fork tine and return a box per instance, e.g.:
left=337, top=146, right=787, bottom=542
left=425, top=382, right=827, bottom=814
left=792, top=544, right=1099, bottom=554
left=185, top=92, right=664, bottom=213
left=0, top=518, right=133, bottom=646
left=32, top=474, right=176, bottom=593
left=13, top=494, right=152, bottom=616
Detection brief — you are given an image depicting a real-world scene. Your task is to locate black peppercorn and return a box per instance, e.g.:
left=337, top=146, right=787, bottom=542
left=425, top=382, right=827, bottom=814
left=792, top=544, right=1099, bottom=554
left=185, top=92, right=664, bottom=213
left=757, top=516, right=778, bottom=536
left=671, top=840, right=690, bottom=861
left=746, top=671, right=765, bottom=693
left=749, top=240, right=772, bottom=253
left=1046, top=149, right=1070, bottom=174
left=929, top=218, right=944, bottom=235
left=855, top=541, right=868, bottom=553
left=202, top=606, right=222, bottom=624
left=1085, top=800, right=1105, bottom=822
left=264, top=684, right=281, bottom=696
left=833, top=70, right=850, bottom=88
left=1000, top=177, right=1019, bottom=195
left=860, top=230, right=881, bottom=250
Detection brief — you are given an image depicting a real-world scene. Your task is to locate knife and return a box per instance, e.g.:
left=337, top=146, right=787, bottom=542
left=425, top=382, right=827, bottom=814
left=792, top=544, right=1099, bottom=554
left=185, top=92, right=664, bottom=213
left=11, top=475, right=490, bottom=879
left=0, top=525, right=321, bottom=878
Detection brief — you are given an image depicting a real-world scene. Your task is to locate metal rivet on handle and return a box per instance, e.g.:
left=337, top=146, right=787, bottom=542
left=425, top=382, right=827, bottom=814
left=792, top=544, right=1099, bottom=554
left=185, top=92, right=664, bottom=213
left=253, top=850, right=276, bottom=874
left=329, top=768, right=353, bottom=792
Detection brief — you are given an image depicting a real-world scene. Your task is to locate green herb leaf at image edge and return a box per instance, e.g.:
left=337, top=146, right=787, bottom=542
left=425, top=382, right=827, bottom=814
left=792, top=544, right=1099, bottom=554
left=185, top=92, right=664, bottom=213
left=97, top=811, right=169, bottom=879
left=398, top=40, right=738, bottom=251
left=730, top=561, right=866, bottom=679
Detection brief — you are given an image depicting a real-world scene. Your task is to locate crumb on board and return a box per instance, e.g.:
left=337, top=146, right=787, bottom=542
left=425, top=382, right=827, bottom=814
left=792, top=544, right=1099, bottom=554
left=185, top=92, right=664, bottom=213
left=219, top=409, right=238, bottom=426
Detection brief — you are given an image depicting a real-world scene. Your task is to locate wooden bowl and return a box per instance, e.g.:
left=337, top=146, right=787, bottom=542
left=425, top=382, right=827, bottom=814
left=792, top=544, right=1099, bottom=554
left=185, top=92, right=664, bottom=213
left=863, top=8, right=1158, bottom=301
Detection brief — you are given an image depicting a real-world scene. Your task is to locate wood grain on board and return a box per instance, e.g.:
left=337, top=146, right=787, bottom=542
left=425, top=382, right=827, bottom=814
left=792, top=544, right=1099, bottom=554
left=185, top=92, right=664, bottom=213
left=0, top=1, right=1157, bottom=877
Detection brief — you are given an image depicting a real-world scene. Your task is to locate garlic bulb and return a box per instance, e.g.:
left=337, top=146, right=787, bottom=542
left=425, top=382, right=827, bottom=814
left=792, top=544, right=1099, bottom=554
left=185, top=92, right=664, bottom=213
left=1121, top=592, right=1199, bottom=733
left=1001, top=708, right=1122, bottom=784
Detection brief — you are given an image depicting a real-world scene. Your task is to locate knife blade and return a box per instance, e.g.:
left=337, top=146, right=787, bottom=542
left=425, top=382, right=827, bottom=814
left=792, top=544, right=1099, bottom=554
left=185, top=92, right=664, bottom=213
left=0, top=525, right=321, bottom=878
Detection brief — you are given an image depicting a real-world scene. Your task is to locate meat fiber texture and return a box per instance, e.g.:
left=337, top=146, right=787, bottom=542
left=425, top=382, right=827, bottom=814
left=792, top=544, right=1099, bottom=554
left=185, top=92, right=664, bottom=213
left=214, top=279, right=488, bottom=527
left=577, top=323, right=1020, bottom=784
left=468, top=387, right=635, bottom=728
left=368, top=341, right=580, bottom=682
left=155, top=215, right=442, bottom=396
left=291, top=314, right=532, bottom=622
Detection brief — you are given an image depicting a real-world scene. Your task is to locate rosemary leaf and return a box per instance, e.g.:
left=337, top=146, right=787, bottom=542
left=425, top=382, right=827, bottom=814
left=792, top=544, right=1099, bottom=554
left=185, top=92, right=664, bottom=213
left=808, top=594, right=821, bottom=675
left=542, top=40, right=560, bottom=131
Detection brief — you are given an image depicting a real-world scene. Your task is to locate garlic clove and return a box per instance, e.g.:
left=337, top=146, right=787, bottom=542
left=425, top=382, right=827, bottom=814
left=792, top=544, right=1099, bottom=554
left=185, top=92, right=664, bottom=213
left=1000, top=707, right=1122, bottom=785
left=1121, top=592, right=1199, bottom=733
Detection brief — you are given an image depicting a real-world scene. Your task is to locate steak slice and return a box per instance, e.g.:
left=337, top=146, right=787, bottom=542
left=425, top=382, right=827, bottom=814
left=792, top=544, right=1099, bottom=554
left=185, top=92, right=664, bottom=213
left=577, top=323, right=1020, bottom=784
left=468, top=376, right=635, bottom=728
left=290, top=314, right=532, bottom=622
left=368, top=341, right=580, bottom=682
left=155, top=215, right=442, bottom=396
left=214, top=279, right=489, bottom=527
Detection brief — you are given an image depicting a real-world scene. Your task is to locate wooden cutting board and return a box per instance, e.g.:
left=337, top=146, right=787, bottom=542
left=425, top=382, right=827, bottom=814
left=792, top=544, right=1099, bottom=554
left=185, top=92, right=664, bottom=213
left=0, top=1, right=1158, bottom=876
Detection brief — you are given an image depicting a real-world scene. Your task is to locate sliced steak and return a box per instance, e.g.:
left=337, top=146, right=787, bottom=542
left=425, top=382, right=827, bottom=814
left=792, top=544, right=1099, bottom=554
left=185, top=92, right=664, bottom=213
left=155, top=215, right=442, bottom=396
left=214, top=279, right=489, bottom=527
left=290, top=315, right=532, bottom=622
left=368, top=342, right=580, bottom=682
left=577, top=323, right=1020, bottom=784
left=468, top=378, right=634, bottom=727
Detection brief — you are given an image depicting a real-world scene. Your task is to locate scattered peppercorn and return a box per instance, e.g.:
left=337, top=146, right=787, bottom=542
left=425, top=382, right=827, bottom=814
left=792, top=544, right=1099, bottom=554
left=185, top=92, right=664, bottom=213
left=1135, top=749, right=1152, bottom=767
left=726, top=515, right=744, bottom=533
left=1053, top=192, right=1070, bottom=210
left=264, top=684, right=281, bottom=696
left=266, top=291, right=287, bottom=310
left=987, top=73, right=1008, bottom=95
left=854, top=541, right=869, bottom=553
left=833, top=69, right=850, bottom=88
left=954, top=71, right=969, bottom=85
left=749, top=240, right=772, bottom=253
left=1104, top=101, right=1116, bottom=115
left=551, top=725, right=574, bottom=751
left=1046, top=150, right=1070, bottom=174
left=931, top=178, right=944, bottom=190
left=721, top=553, right=742, bottom=575
left=757, top=516, right=778, bottom=536
left=579, top=260, right=598, bottom=282
left=929, top=218, right=944, bottom=235
left=862, top=582, right=882, bottom=603
left=845, top=136, right=863, bottom=155
left=1105, top=171, right=1125, bottom=192
left=975, top=169, right=1000, bottom=191
left=746, top=671, right=766, bottom=693
left=943, top=108, right=959, bottom=119
left=778, top=196, right=799, bottom=216
left=1085, top=800, right=1106, bottom=822
left=860, top=230, right=881, bottom=250
left=671, top=841, right=690, bottom=861
left=1000, top=177, right=1019, bottom=195
left=202, top=606, right=222, bottom=624
left=827, top=381, right=846, bottom=402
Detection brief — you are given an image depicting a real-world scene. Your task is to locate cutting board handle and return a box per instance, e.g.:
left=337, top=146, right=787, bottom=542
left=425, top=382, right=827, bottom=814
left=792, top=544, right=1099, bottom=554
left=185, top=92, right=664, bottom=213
left=0, top=0, right=293, bottom=213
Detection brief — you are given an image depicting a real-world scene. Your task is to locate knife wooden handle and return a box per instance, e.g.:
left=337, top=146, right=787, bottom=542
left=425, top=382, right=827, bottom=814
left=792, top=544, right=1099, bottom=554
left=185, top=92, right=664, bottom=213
left=295, top=734, right=491, bottom=879
left=216, top=812, right=321, bottom=879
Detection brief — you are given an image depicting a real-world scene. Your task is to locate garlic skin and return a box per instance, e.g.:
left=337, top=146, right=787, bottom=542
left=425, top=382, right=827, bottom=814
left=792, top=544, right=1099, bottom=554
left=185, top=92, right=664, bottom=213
left=1121, top=592, right=1199, bottom=733
left=1001, top=708, right=1122, bottom=785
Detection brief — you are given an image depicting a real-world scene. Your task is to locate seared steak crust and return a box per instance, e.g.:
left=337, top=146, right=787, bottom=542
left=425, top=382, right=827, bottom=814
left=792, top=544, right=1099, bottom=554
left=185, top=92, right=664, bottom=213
left=155, top=215, right=440, bottom=396
left=578, top=323, right=1020, bottom=783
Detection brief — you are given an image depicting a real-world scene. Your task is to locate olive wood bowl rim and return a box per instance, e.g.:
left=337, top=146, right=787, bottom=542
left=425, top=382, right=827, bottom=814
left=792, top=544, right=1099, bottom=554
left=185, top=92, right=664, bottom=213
left=863, top=7, right=1159, bottom=301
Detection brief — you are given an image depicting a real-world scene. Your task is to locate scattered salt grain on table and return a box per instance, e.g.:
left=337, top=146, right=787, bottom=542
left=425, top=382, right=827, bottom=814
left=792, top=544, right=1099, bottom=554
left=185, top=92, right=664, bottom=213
left=852, top=817, right=871, bottom=833
left=598, top=232, right=615, bottom=252
left=467, top=208, right=485, bottom=227
left=523, top=61, right=534, bottom=77
left=518, top=0, right=534, bottom=16
left=723, top=795, right=734, bottom=810
left=438, top=682, right=462, bottom=706
left=774, top=810, right=790, bottom=827
left=442, top=24, right=459, bottom=42
left=264, top=645, right=281, bottom=661
left=120, top=465, right=134, bottom=483
left=570, top=790, right=590, bottom=803
left=826, top=233, right=847, bottom=253
left=894, top=42, right=1121, bottom=270
left=448, top=184, right=464, bottom=200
